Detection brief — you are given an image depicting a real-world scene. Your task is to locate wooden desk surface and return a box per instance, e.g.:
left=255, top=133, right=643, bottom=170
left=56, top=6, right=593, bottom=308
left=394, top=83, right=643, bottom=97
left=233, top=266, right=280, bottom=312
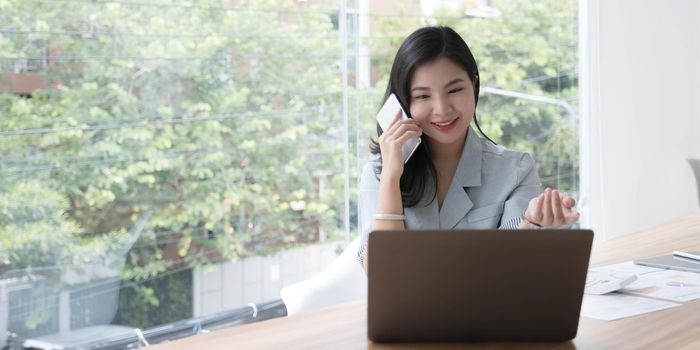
left=152, top=211, right=700, bottom=350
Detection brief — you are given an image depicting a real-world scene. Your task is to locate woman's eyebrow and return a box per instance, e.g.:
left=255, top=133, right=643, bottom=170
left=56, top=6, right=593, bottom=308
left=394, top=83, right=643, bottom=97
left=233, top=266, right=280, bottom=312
left=444, top=78, right=465, bottom=87
left=410, top=78, right=466, bottom=92
left=410, top=86, right=430, bottom=92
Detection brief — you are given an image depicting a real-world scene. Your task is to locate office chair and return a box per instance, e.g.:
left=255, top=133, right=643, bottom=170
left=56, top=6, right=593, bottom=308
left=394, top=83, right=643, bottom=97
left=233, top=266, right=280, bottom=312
left=280, top=236, right=367, bottom=316
left=689, top=158, right=700, bottom=208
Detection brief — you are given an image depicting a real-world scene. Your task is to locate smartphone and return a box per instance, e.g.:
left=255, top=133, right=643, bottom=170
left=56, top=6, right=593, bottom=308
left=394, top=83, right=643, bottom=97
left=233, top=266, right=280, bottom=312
left=376, top=93, right=421, bottom=163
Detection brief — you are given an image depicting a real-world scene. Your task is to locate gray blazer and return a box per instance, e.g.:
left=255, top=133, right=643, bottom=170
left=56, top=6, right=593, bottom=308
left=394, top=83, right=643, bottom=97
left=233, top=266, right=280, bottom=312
left=357, top=126, right=541, bottom=264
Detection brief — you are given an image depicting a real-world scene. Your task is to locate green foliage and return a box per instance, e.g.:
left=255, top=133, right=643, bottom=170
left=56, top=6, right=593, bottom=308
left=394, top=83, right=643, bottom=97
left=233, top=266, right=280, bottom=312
left=0, top=0, right=578, bottom=332
left=1, top=0, right=345, bottom=330
left=453, top=0, right=579, bottom=192
left=113, top=268, right=193, bottom=329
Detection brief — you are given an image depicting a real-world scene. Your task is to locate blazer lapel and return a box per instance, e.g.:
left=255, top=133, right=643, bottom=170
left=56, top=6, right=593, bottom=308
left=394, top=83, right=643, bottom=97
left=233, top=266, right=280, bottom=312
left=404, top=176, right=440, bottom=229
left=439, top=126, right=482, bottom=229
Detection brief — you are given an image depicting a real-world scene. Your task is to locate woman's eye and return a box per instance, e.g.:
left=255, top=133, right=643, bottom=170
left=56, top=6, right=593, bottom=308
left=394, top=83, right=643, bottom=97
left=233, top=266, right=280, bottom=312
left=413, top=95, right=429, bottom=100
left=449, top=87, right=464, bottom=94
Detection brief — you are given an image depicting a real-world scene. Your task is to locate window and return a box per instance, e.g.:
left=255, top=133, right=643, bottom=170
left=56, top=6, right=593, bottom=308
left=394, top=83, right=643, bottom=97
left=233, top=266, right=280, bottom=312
left=0, top=0, right=578, bottom=347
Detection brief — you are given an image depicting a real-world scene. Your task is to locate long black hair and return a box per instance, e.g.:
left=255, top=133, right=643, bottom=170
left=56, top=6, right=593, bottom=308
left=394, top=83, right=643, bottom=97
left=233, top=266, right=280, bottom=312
left=370, top=26, right=495, bottom=208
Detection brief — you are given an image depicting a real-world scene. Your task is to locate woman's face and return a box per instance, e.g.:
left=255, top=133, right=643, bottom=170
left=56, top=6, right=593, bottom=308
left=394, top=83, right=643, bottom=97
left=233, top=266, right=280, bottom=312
left=408, top=57, right=475, bottom=149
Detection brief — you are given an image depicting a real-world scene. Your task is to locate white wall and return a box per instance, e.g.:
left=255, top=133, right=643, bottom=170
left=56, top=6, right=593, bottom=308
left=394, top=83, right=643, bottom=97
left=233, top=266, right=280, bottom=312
left=192, top=241, right=340, bottom=317
left=581, top=0, right=700, bottom=240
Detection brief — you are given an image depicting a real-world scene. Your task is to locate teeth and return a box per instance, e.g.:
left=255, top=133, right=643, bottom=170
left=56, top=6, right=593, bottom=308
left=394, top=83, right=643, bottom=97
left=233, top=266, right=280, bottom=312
left=434, top=119, right=455, bottom=126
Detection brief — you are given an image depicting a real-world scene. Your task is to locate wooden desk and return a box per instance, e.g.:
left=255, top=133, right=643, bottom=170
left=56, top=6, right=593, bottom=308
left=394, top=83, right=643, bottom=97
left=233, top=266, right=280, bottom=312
left=152, top=211, right=700, bottom=350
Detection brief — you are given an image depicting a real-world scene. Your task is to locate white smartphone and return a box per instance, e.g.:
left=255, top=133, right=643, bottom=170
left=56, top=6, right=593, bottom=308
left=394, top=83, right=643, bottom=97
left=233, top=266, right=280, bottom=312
left=376, top=93, right=421, bottom=163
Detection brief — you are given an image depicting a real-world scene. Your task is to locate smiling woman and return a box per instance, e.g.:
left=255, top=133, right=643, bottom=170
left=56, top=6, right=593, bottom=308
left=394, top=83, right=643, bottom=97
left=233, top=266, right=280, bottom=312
left=358, top=26, right=580, bottom=272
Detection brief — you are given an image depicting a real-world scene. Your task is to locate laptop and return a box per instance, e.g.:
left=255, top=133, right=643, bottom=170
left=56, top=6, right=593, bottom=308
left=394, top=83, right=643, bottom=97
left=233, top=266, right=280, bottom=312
left=367, top=229, right=593, bottom=342
left=634, top=254, right=700, bottom=273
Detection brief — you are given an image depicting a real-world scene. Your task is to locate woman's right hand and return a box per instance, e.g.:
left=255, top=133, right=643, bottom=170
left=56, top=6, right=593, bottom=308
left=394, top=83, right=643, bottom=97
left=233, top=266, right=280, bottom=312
left=377, top=109, right=422, bottom=181
left=522, top=188, right=580, bottom=228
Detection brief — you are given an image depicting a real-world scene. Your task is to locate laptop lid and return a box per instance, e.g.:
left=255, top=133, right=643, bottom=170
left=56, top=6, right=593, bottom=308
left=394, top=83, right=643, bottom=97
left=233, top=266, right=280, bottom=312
left=367, top=229, right=593, bottom=342
left=634, top=254, right=700, bottom=273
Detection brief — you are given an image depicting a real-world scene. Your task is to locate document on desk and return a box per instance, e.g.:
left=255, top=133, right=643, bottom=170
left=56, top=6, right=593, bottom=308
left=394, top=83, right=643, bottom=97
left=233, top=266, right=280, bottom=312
left=592, top=261, right=700, bottom=302
left=581, top=293, right=680, bottom=321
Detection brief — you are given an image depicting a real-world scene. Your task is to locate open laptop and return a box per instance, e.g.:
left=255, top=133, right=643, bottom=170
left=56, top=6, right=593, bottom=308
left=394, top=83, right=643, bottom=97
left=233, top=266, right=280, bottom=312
left=367, top=229, right=593, bottom=342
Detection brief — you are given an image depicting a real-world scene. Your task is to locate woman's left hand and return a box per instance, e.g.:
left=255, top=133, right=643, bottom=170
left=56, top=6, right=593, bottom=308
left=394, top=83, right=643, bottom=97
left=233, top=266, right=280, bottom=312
left=522, top=188, right=580, bottom=228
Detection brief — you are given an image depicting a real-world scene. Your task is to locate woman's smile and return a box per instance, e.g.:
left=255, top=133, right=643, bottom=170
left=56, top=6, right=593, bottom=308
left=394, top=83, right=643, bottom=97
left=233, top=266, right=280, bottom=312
left=430, top=117, right=460, bottom=132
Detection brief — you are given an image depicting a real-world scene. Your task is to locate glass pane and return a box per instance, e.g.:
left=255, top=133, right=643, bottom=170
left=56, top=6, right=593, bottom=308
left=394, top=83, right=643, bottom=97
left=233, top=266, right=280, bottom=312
left=1, top=0, right=348, bottom=347
left=1, top=0, right=578, bottom=347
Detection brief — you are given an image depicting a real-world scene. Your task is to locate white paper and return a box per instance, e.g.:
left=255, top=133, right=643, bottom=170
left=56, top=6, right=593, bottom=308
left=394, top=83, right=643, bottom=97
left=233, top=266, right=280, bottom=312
left=585, top=270, right=637, bottom=295
left=623, top=269, right=700, bottom=302
left=590, top=261, right=664, bottom=276
left=580, top=293, right=680, bottom=321
left=592, top=261, right=700, bottom=302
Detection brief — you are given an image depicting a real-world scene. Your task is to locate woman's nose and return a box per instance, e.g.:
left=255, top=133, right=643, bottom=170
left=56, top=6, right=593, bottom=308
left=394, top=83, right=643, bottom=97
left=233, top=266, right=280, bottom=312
left=433, top=95, right=451, bottom=116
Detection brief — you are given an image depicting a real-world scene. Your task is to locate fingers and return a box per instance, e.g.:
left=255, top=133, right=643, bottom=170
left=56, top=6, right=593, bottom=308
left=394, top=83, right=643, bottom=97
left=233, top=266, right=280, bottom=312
left=380, top=118, right=419, bottom=140
left=394, top=128, right=422, bottom=145
left=525, top=193, right=545, bottom=223
left=385, top=109, right=408, bottom=134
left=565, top=211, right=581, bottom=225
left=379, top=119, right=422, bottom=144
left=559, top=193, right=579, bottom=224
left=384, top=122, right=421, bottom=145
left=529, top=188, right=581, bottom=228
left=377, top=116, right=422, bottom=174
left=562, top=195, right=576, bottom=209
left=551, top=189, right=564, bottom=225
left=541, top=188, right=554, bottom=226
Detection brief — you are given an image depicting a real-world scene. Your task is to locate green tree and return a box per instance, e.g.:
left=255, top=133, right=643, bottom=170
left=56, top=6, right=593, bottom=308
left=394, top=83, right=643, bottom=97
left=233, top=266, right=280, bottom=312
left=1, top=0, right=346, bottom=329
left=0, top=0, right=578, bottom=332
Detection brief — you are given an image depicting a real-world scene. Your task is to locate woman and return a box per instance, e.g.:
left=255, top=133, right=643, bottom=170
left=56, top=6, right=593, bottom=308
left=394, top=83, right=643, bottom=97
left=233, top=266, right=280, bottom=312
left=358, top=26, right=579, bottom=271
